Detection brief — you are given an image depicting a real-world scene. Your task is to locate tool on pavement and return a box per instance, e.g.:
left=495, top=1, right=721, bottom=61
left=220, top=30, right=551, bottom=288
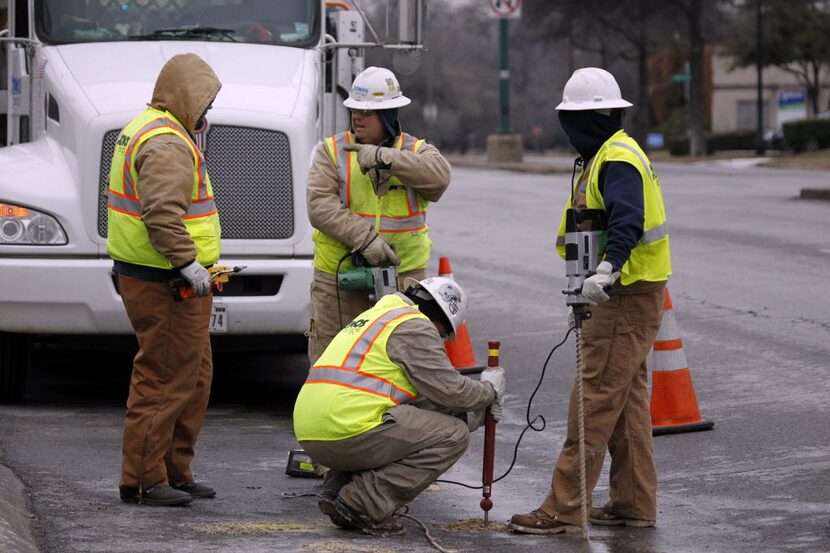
left=170, top=265, right=246, bottom=301
left=285, top=449, right=319, bottom=478
left=480, top=340, right=502, bottom=526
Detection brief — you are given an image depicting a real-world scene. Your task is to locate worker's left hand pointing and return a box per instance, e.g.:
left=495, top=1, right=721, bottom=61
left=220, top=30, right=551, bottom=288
left=344, top=143, right=392, bottom=174
left=480, top=367, right=506, bottom=421
left=581, top=261, right=621, bottom=304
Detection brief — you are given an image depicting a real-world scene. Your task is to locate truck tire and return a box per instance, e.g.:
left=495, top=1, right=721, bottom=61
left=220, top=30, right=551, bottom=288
left=0, top=332, right=31, bottom=403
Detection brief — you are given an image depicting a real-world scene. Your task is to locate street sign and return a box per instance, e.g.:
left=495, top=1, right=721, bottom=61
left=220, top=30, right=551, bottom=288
left=671, top=72, right=691, bottom=83
left=487, top=0, right=522, bottom=19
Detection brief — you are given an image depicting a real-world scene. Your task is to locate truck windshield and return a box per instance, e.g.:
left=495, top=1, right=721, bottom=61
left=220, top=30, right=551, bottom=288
left=35, top=0, right=319, bottom=47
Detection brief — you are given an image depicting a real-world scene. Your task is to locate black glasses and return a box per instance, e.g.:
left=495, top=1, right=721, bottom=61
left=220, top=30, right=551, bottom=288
left=350, top=108, right=376, bottom=117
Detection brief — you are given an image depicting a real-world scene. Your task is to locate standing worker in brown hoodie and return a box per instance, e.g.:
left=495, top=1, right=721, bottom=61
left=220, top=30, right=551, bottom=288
left=107, top=53, right=222, bottom=506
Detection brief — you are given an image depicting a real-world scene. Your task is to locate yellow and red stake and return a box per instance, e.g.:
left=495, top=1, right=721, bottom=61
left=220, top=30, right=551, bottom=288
left=480, top=340, right=500, bottom=525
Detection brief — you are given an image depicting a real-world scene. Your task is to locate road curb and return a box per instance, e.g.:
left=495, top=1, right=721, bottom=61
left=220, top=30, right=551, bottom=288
left=0, top=464, right=39, bottom=553
left=445, top=156, right=572, bottom=175
left=800, top=188, right=830, bottom=200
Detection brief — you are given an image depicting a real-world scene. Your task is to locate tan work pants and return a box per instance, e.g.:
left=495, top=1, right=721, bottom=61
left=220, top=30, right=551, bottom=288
left=117, top=274, right=213, bottom=491
left=307, top=267, right=426, bottom=365
left=301, top=404, right=469, bottom=523
left=541, top=283, right=665, bottom=525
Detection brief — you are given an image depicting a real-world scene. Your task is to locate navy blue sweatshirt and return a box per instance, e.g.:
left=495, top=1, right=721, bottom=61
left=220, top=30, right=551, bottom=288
left=558, top=110, right=644, bottom=271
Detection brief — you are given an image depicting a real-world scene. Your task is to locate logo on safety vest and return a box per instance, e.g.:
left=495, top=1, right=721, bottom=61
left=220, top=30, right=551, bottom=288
left=346, top=318, right=369, bottom=332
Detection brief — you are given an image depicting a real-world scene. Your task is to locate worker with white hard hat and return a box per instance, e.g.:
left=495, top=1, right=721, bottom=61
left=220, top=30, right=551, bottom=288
left=305, top=66, right=452, bottom=364
left=293, top=277, right=506, bottom=536
left=510, top=67, right=672, bottom=534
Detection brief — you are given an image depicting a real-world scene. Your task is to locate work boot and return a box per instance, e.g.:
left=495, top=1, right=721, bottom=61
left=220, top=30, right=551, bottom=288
left=172, top=480, right=216, bottom=499
left=318, top=496, right=356, bottom=530
left=508, top=509, right=581, bottom=535
left=589, top=505, right=655, bottom=527
left=320, top=469, right=352, bottom=501
left=331, top=497, right=405, bottom=537
left=119, top=485, right=193, bottom=506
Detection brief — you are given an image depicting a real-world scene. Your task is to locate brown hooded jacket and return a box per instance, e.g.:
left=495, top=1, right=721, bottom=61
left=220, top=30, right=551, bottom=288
left=134, top=53, right=222, bottom=268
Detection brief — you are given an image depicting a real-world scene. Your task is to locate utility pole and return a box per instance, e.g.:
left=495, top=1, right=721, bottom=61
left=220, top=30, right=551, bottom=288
left=755, top=0, right=765, bottom=155
left=498, top=17, right=510, bottom=134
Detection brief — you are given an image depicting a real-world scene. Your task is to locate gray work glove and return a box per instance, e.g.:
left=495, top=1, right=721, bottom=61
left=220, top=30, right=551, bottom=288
left=581, top=261, right=621, bottom=304
left=465, top=410, right=485, bottom=432
left=343, top=143, right=392, bottom=174
left=180, top=260, right=211, bottom=297
left=359, top=233, right=400, bottom=266
left=568, top=307, right=575, bottom=330
left=480, top=366, right=506, bottom=422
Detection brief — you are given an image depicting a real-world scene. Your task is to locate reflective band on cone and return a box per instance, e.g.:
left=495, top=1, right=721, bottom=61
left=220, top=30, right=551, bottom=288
left=439, top=256, right=481, bottom=372
left=649, top=287, right=715, bottom=436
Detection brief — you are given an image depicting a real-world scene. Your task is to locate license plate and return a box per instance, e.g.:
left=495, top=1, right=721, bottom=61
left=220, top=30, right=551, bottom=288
left=210, top=304, right=227, bottom=333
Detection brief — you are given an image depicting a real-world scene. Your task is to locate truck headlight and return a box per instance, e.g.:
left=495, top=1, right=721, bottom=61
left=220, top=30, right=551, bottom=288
left=0, top=203, right=68, bottom=245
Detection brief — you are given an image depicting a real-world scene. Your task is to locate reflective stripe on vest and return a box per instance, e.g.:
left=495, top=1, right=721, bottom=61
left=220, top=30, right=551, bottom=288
left=108, top=116, right=216, bottom=219
left=329, top=132, right=426, bottom=232
left=305, top=305, right=419, bottom=405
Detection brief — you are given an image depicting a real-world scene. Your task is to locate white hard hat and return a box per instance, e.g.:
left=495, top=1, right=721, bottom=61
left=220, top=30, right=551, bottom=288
left=555, top=67, right=633, bottom=111
left=404, top=276, right=468, bottom=341
left=343, top=66, right=411, bottom=110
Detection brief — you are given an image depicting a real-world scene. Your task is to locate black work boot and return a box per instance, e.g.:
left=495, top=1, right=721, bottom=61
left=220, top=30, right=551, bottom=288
left=119, top=485, right=193, bottom=506
left=172, top=481, right=216, bottom=499
left=332, top=497, right=405, bottom=537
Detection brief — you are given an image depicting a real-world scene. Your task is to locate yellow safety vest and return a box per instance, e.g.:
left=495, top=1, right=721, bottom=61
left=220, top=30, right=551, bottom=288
left=293, top=294, right=426, bottom=441
left=555, top=130, right=671, bottom=285
left=313, top=131, right=432, bottom=274
left=106, top=107, right=221, bottom=269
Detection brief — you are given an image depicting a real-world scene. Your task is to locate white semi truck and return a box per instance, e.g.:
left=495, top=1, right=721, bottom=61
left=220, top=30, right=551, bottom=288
left=0, top=0, right=425, bottom=401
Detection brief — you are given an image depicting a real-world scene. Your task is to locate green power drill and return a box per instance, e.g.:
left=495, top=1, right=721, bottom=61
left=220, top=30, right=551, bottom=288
left=337, top=250, right=399, bottom=303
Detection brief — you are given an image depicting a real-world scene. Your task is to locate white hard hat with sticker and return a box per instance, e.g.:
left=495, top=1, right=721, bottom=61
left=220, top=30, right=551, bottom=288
left=343, top=66, right=411, bottom=110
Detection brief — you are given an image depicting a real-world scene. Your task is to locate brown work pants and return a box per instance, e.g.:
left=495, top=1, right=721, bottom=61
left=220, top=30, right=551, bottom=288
left=541, top=282, right=665, bottom=525
left=117, top=274, right=213, bottom=491
left=301, top=404, right=469, bottom=523
left=307, top=267, right=426, bottom=365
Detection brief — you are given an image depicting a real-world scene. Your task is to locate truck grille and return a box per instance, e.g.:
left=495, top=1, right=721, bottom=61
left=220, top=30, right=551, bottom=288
left=97, top=126, right=294, bottom=239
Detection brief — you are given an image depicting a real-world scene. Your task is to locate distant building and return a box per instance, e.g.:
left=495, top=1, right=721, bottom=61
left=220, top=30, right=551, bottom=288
left=710, top=53, right=830, bottom=133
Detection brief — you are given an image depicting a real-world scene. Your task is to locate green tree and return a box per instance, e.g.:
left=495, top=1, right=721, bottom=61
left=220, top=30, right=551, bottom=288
left=726, top=0, right=830, bottom=117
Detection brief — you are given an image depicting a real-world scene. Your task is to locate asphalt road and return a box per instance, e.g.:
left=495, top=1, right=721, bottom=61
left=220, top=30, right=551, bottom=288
left=1, top=159, right=829, bottom=553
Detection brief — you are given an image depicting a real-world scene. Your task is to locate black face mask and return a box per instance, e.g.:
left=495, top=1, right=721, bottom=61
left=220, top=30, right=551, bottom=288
left=558, top=110, right=623, bottom=160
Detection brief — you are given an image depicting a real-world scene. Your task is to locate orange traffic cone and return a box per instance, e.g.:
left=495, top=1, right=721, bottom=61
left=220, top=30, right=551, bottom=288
left=439, top=257, right=482, bottom=372
left=649, top=287, right=715, bottom=436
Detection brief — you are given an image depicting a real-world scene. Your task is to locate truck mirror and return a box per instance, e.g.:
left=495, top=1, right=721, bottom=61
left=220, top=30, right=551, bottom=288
left=394, top=0, right=423, bottom=75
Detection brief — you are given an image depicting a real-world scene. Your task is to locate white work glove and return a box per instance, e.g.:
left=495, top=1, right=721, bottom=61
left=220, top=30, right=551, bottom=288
left=343, top=143, right=392, bottom=174
left=179, top=260, right=211, bottom=297
left=359, top=233, right=400, bottom=266
left=480, top=367, right=506, bottom=422
left=581, top=261, right=621, bottom=304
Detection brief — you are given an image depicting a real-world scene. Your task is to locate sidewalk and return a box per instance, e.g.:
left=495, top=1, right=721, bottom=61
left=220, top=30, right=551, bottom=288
left=446, top=151, right=830, bottom=199
left=0, top=464, right=38, bottom=553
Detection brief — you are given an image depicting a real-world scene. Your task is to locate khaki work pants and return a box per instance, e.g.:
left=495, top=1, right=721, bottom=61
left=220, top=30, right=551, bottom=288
left=117, top=274, right=213, bottom=491
left=307, top=267, right=426, bottom=365
left=541, top=283, right=665, bottom=525
left=301, top=404, right=469, bottom=523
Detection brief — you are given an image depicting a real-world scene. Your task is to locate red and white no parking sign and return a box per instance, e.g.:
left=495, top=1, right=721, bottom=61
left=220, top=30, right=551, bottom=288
left=487, top=0, right=522, bottom=19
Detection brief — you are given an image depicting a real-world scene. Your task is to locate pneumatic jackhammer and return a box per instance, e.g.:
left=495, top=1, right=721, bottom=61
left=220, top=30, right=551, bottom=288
left=561, top=207, right=609, bottom=540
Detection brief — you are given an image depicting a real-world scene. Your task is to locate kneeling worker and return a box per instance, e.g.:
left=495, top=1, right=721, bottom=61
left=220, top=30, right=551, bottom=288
left=292, top=277, right=506, bottom=536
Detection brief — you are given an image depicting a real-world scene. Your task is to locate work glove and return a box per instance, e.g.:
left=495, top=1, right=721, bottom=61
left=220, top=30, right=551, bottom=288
left=581, top=261, right=621, bottom=304
left=180, top=260, right=211, bottom=297
left=343, top=143, right=392, bottom=174
left=359, top=233, right=400, bottom=267
left=568, top=307, right=575, bottom=330
left=465, top=410, right=485, bottom=432
left=480, top=366, right=506, bottom=422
